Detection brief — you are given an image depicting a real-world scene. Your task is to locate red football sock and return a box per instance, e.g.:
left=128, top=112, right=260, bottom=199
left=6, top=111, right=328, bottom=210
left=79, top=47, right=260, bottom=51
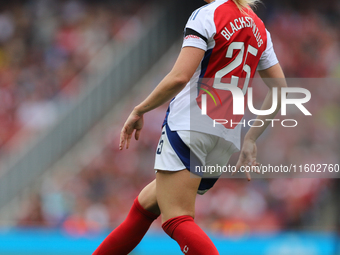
left=93, top=197, right=159, bottom=255
left=162, top=215, right=219, bottom=255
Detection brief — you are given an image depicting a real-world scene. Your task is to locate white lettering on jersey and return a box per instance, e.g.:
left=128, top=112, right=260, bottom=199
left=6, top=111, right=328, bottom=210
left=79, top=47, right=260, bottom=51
left=184, top=35, right=201, bottom=40
left=221, top=16, right=264, bottom=47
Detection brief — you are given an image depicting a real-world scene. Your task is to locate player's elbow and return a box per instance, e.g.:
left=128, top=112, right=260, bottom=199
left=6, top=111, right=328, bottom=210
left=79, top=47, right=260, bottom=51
left=175, top=76, right=190, bottom=87
left=277, top=77, right=288, bottom=88
left=169, top=72, right=191, bottom=88
left=274, top=79, right=288, bottom=91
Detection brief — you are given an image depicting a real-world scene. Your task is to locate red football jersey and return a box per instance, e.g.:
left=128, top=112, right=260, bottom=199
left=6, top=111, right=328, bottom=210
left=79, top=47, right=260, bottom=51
left=166, top=0, right=278, bottom=148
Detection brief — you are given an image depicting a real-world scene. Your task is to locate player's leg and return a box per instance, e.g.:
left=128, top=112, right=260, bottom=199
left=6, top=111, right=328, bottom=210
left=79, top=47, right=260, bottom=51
left=157, top=169, right=219, bottom=255
left=138, top=179, right=160, bottom=215
left=156, top=170, right=198, bottom=221
left=93, top=180, right=160, bottom=255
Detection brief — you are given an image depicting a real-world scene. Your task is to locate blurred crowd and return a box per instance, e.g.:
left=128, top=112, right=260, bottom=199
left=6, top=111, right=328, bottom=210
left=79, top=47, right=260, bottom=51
left=10, top=0, right=340, bottom=236
left=0, top=0, right=149, bottom=153
left=262, top=0, right=340, bottom=77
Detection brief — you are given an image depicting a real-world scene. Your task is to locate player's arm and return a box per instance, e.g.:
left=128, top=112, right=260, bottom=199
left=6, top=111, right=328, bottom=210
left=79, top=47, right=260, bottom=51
left=134, top=47, right=205, bottom=114
left=235, top=63, right=287, bottom=180
left=245, top=63, right=287, bottom=141
left=119, top=47, right=205, bottom=150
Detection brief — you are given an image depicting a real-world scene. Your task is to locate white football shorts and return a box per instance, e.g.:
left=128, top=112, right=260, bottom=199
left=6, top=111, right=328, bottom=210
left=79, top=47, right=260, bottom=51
left=154, top=124, right=239, bottom=194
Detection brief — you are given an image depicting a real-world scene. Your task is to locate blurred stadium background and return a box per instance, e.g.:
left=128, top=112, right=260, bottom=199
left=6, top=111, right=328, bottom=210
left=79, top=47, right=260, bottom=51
left=0, top=0, right=339, bottom=254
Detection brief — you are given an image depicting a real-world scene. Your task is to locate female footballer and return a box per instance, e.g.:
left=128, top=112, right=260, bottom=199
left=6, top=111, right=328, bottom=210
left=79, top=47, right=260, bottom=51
left=94, top=0, right=287, bottom=254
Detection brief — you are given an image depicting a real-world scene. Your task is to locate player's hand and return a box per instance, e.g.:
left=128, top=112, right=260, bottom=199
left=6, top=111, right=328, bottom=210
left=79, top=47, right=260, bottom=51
left=119, top=109, right=144, bottom=150
left=233, top=138, right=260, bottom=181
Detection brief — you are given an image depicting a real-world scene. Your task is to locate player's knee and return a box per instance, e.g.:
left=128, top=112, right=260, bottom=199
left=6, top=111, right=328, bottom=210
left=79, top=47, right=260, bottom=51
left=138, top=195, right=160, bottom=215
left=161, top=209, right=195, bottom=224
left=138, top=181, right=160, bottom=215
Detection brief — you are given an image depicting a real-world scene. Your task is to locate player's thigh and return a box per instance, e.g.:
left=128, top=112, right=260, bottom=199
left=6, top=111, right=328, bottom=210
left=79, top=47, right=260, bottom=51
left=205, top=138, right=239, bottom=168
left=156, top=169, right=201, bottom=223
left=196, top=138, right=239, bottom=195
left=138, top=179, right=160, bottom=215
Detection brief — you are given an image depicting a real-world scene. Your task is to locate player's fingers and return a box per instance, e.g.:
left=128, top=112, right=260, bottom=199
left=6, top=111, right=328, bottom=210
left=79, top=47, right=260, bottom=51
left=135, top=129, right=141, bottom=141
left=251, top=158, right=259, bottom=172
left=119, top=129, right=126, bottom=150
left=252, top=160, right=261, bottom=174
left=233, top=160, right=242, bottom=176
left=245, top=153, right=253, bottom=167
left=246, top=171, right=251, bottom=182
left=253, top=165, right=261, bottom=174
left=126, top=134, right=132, bottom=149
left=253, top=160, right=260, bottom=166
left=119, top=138, right=124, bottom=150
